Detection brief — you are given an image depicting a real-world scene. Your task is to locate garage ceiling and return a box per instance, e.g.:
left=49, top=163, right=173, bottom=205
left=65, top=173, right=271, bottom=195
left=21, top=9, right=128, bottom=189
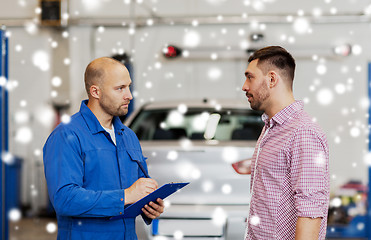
left=1, top=0, right=371, bottom=24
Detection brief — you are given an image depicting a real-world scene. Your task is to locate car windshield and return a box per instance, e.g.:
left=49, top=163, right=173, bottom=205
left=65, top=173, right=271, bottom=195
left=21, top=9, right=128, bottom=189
left=129, top=108, right=264, bottom=141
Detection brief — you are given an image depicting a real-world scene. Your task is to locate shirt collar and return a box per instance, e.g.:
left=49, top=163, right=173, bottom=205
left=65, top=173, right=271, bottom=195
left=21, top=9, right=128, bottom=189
left=262, top=100, right=304, bottom=127
left=79, top=100, right=125, bottom=134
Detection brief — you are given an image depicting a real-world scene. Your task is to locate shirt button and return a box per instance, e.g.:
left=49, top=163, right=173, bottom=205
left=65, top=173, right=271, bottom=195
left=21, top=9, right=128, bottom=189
left=120, top=198, right=124, bottom=201
left=120, top=212, right=122, bottom=215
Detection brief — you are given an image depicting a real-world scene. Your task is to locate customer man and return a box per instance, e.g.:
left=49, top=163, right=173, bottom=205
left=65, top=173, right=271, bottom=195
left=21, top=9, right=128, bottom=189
left=43, top=57, right=164, bottom=239
left=242, top=46, right=329, bottom=239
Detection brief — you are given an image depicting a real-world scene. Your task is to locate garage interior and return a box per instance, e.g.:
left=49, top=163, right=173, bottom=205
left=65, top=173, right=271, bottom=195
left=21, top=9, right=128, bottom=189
left=1, top=0, right=371, bottom=239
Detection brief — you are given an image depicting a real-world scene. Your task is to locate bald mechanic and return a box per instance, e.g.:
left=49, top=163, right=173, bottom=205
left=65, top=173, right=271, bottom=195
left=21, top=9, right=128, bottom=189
left=43, top=57, right=164, bottom=239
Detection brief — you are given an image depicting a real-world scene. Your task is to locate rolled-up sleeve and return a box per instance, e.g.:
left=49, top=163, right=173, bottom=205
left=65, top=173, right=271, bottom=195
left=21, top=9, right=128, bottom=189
left=290, top=128, right=330, bottom=218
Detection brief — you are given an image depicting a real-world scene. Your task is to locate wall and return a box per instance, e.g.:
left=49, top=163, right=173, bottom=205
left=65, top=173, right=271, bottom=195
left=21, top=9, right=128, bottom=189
left=7, top=28, right=53, bottom=211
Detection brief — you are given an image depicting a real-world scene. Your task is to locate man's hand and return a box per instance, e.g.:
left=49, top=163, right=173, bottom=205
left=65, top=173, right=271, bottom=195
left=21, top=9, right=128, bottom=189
left=124, top=178, right=158, bottom=205
left=142, top=198, right=164, bottom=219
left=232, top=159, right=252, bottom=174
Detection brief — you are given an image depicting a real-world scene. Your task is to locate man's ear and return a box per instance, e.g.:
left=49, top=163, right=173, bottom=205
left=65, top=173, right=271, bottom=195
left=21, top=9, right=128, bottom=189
left=90, top=85, right=100, bottom=99
left=268, top=71, right=279, bottom=88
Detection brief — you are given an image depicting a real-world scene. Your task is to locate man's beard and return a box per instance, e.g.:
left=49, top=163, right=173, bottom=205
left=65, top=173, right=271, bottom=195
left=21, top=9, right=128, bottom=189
left=248, top=83, right=269, bottom=111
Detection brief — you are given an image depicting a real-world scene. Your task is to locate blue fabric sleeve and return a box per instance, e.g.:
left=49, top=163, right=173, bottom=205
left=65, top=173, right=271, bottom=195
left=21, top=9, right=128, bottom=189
left=43, top=128, right=125, bottom=218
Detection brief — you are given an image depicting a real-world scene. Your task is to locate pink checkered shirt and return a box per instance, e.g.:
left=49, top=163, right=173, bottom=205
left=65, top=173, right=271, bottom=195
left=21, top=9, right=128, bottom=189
left=246, top=101, right=330, bottom=240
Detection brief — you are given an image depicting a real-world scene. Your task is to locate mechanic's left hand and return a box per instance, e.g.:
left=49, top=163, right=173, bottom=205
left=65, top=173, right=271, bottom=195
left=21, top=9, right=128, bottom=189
left=142, top=198, right=164, bottom=219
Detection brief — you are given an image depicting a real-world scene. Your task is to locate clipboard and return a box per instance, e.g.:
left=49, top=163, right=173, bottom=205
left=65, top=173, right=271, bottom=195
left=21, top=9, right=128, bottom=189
left=110, top=182, right=189, bottom=220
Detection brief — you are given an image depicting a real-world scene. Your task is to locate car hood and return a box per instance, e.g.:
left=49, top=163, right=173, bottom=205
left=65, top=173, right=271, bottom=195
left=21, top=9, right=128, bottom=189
left=140, top=140, right=255, bottom=205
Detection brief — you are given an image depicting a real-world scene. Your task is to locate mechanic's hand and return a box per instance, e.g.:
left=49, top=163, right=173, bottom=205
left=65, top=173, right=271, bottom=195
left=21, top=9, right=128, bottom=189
left=124, top=178, right=158, bottom=204
left=142, top=198, right=164, bottom=219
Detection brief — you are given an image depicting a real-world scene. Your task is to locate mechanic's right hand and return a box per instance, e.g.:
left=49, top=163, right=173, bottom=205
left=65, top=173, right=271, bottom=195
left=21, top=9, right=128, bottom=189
left=124, top=178, right=158, bottom=205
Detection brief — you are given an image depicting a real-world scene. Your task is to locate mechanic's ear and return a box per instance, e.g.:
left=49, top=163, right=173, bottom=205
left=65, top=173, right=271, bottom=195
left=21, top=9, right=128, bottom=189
left=90, top=85, right=101, bottom=99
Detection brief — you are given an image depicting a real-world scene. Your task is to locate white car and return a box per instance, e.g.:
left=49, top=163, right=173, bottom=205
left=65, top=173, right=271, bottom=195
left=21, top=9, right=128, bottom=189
left=125, top=99, right=264, bottom=240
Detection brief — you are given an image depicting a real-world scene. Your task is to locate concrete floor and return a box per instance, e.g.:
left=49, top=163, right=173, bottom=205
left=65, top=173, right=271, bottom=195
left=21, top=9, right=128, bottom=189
left=9, top=217, right=149, bottom=240
left=8, top=218, right=367, bottom=240
left=9, top=218, right=58, bottom=240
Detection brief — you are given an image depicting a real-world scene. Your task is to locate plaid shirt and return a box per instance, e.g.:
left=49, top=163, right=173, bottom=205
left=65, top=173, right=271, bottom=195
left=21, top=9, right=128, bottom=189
left=246, top=101, right=330, bottom=240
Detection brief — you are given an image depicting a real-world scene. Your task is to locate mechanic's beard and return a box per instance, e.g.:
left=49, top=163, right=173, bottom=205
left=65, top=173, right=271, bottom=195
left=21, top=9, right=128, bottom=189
left=100, top=96, right=127, bottom=117
left=119, top=107, right=128, bottom=116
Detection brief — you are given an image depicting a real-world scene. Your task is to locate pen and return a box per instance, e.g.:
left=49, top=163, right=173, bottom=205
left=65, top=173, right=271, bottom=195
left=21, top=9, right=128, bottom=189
left=134, top=159, right=150, bottom=178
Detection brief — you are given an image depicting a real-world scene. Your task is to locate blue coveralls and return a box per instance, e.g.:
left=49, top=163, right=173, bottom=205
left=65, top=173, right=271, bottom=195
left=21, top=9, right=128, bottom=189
left=43, top=100, right=150, bottom=240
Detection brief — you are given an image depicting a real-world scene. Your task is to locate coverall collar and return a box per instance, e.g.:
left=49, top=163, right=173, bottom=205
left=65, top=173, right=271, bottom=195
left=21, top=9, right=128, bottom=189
left=80, top=100, right=125, bottom=135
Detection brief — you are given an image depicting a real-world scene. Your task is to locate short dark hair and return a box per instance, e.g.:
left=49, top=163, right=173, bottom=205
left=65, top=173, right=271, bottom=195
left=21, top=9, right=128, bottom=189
left=248, top=46, right=296, bottom=84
